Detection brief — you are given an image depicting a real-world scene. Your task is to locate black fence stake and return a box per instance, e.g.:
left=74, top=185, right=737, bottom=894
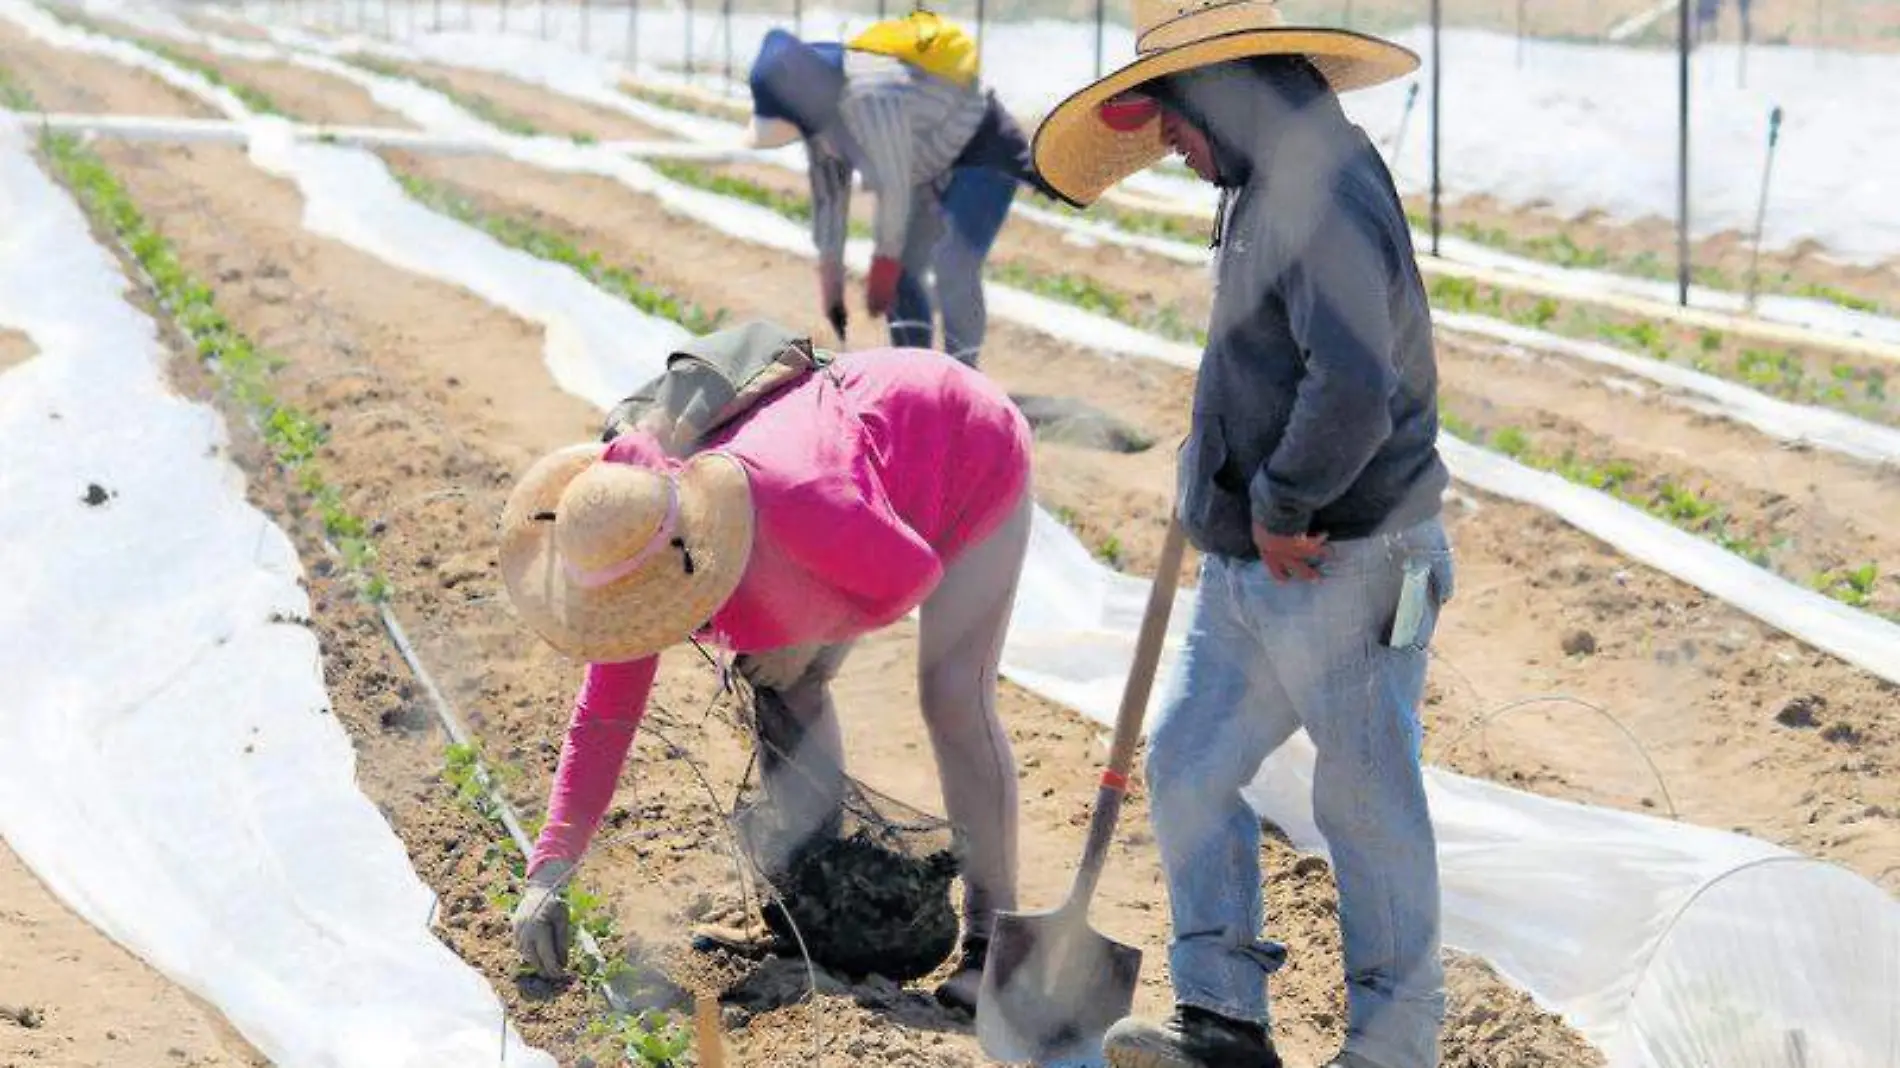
left=721, top=0, right=733, bottom=91
left=1093, top=0, right=1105, bottom=78
left=1428, top=0, right=1441, bottom=257
left=1676, top=0, right=1692, bottom=307
left=1388, top=81, right=1419, bottom=180
left=1745, top=105, right=1784, bottom=310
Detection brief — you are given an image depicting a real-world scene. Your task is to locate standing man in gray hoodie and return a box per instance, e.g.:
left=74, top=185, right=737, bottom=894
left=1031, top=4, right=1453, bottom=1067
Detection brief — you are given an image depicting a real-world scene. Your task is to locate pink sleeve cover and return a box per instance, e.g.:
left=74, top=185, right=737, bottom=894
left=528, top=656, right=659, bottom=874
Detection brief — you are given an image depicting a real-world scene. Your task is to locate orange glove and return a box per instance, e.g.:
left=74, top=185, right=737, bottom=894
left=866, top=255, right=902, bottom=318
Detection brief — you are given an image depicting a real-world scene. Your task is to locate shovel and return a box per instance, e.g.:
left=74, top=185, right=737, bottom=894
left=976, top=513, right=1190, bottom=1065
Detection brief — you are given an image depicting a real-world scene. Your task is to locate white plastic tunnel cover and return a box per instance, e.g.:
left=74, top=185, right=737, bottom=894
left=1616, top=858, right=1900, bottom=1067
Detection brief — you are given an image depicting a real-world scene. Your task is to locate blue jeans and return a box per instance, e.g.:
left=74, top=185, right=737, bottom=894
left=890, top=165, right=1017, bottom=366
left=1146, top=517, right=1454, bottom=1068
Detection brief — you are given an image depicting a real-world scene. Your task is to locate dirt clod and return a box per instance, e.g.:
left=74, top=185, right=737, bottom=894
left=80, top=482, right=112, bottom=506
left=1, top=1004, right=43, bottom=1029
left=1561, top=628, right=1599, bottom=656
left=1776, top=694, right=1827, bottom=728
left=1821, top=722, right=1864, bottom=745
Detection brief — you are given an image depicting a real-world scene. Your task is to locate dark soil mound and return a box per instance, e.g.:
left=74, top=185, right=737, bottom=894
left=757, top=830, right=960, bottom=981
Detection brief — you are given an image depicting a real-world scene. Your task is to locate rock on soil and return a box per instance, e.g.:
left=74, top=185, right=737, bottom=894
left=1561, top=628, right=1598, bottom=657
left=1776, top=694, right=1827, bottom=728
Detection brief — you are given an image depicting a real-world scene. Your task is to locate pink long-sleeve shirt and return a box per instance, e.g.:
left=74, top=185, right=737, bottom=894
left=529, top=348, right=1033, bottom=871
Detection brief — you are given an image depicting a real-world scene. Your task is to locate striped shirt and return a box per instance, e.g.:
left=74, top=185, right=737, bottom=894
left=807, top=51, right=988, bottom=265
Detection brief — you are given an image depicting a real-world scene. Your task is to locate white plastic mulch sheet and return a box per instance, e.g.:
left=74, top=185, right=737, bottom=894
left=0, top=120, right=556, bottom=1067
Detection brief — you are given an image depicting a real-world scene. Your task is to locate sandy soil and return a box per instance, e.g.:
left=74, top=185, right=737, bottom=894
left=0, top=20, right=216, bottom=118
left=0, top=842, right=268, bottom=1068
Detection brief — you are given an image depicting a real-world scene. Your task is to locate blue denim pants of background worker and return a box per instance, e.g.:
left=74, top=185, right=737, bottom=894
left=1146, top=516, right=1455, bottom=1068
left=890, top=165, right=1017, bottom=365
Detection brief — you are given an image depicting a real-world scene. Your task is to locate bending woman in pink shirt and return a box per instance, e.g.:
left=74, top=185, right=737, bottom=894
left=496, top=337, right=1033, bottom=1012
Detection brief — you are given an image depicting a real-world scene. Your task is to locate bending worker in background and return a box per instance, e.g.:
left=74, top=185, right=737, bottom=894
left=500, top=321, right=1032, bottom=1014
left=1032, top=1, right=1454, bottom=1066
left=745, top=14, right=1034, bottom=366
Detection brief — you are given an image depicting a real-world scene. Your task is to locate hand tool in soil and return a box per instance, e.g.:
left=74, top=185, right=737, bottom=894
left=975, top=513, right=1189, bottom=1065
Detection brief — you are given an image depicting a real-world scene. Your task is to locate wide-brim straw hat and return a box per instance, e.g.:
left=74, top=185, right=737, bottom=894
left=499, top=442, right=755, bottom=664
left=1032, top=0, right=1419, bottom=206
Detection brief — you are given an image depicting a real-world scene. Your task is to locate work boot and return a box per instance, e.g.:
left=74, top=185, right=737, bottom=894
left=1103, top=1006, right=1283, bottom=1068
left=932, top=936, right=988, bottom=1014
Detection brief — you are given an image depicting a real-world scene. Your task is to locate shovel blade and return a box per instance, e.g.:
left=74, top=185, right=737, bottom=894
left=975, top=906, right=1142, bottom=1065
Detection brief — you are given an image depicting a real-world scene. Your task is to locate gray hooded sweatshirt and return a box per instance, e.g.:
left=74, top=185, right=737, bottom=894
left=1152, top=59, right=1449, bottom=558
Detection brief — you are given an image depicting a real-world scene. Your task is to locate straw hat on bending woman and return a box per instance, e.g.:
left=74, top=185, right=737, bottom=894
left=496, top=326, right=1035, bottom=1013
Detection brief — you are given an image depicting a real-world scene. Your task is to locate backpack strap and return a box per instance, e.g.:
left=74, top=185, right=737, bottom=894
left=601, top=320, right=834, bottom=455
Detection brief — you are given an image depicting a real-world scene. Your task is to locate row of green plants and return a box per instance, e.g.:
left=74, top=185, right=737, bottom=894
left=1426, top=273, right=1892, bottom=425
left=1440, top=411, right=1889, bottom=615
left=44, top=8, right=287, bottom=117
left=1404, top=206, right=1890, bottom=319
left=987, top=258, right=1205, bottom=344
left=396, top=170, right=729, bottom=333
left=441, top=743, right=691, bottom=1066
left=38, top=119, right=388, bottom=601
left=341, top=52, right=541, bottom=137
left=617, top=80, right=748, bottom=124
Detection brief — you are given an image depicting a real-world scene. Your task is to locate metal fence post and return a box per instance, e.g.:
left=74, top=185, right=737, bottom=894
left=1676, top=0, right=1692, bottom=306
left=1093, top=0, right=1105, bottom=77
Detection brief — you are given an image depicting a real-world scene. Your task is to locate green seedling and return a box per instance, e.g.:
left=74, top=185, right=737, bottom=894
left=1096, top=533, right=1124, bottom=570
left=1489, top=425, right=1531, bottom=460
left=1812, top=563, right=1880, bottom=608
left=0, top=64, right=34, bottom=109
left=588, top=1011, right=693, bottom=1068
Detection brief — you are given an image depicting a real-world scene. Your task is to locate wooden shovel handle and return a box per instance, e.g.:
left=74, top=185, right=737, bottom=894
left=1104, top=515, right=1189, bottom=783
left=1065, top=513, right=1190, bottom=909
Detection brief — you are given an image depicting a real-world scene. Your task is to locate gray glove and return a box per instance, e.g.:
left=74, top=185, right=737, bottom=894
left=511, top=858, right=573, bottom=981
